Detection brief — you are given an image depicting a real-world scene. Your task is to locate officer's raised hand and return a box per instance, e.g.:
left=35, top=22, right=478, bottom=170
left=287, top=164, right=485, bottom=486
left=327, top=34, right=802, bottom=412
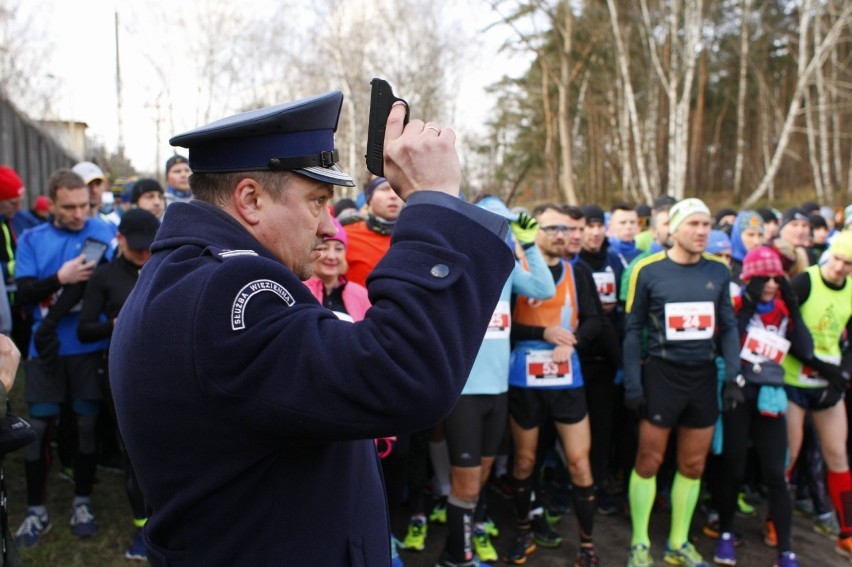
left=382, top=102, right=461, bottom=201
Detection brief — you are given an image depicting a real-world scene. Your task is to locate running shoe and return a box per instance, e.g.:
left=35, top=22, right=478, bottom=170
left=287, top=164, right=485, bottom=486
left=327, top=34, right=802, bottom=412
left=813, top=512, right=840, bottom=538
left=402, top=517, right=428, bottom=551
left=663, top=542, right=709, bottom=567
left=712, top=532, right=736, bottom=566
left=429, top=499, right=447, bottom=524
left=482, top=516, right=499, bottom=538
left=702, top=520, right=744, bottom=547
left=391, top=534, right=404, bottom=567
left=14, top=512, right=51, bottom=548
left=627, top=543, right=654, bottom=567
left=70, top=503, right=98, bottom=538
left=503, top=530, right=536, bottom=565
left=773, top=551, right=799, bottom=567
left=574, top=544, right=599, bottom=566
left=735, top=492, right=756, bottom=517
left=836, top=536, right=852, bottom=561
left=764, top=519, right=777, bottom=548
left=125, top=529, right=147, bottom=561
left=473, top=527, right=498, bottom=562
left=531, top=513, right=563, bottom=547
left=544, top=507, right=562, bottom=526
left=435, top=553, right=491, bottom=567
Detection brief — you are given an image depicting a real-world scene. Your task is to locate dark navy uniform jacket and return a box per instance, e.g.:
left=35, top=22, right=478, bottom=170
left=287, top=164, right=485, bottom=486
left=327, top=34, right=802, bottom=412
left=109, top=193, right=513, bottom=566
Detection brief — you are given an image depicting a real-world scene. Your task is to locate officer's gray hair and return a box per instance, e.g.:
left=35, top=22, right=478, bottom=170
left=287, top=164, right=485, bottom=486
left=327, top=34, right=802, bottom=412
left=189, top=171, right=293, bottom=206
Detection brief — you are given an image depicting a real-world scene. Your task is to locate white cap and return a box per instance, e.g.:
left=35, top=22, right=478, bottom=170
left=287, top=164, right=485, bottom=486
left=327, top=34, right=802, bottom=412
left=669, top=198, right=711, bottom=234
left=72, top=161, right=105, bottom=185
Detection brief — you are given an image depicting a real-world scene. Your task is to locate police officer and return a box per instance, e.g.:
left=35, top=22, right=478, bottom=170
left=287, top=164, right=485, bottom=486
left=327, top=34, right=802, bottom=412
left=109, top=91, right=514, bottom=566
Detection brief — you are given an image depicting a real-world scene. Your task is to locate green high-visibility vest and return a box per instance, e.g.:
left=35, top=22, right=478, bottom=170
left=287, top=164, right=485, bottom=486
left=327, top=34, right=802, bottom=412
left=783, top=264, right=852, bottom=388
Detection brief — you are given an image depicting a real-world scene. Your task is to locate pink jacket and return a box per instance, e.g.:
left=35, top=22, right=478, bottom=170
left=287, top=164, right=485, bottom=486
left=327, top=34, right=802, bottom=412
left=304, top=276, right=371, bottom=321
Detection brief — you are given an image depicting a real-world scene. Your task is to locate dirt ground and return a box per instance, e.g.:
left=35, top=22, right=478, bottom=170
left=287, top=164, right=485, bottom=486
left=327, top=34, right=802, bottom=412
left=392, top=483, right=850, bottom=567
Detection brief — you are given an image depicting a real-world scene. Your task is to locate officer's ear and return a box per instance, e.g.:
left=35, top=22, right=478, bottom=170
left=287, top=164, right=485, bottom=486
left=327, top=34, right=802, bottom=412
left=232, top=178, right=262, bottom=225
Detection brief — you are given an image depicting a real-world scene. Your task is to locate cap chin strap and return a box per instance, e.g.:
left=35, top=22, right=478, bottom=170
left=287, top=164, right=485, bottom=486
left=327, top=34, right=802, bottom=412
left=267, top=149, right=339, bottom=171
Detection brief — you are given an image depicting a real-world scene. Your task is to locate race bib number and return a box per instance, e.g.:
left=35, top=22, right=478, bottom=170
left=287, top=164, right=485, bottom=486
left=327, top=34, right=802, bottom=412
left=485, top=301, right=511, bottom=339
left=525, top=350, right=572, bottom=387
left=664, top=301, right=715, bottom=341
left=592, top=271, right=616, bottom=304
left=741, top=328, right=790, bottom=365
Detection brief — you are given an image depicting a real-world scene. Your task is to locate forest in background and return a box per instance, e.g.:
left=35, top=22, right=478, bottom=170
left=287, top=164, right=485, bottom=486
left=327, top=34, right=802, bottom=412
left=1, top=0, right=850, bottom=209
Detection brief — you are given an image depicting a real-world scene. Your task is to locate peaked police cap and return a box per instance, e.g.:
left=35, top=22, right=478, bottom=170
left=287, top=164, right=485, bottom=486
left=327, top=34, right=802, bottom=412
left=169, top=91, right=355, bottom=187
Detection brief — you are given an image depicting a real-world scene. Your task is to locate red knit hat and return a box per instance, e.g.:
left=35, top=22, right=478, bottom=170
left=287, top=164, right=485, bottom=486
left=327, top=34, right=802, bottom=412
left=0, top=166, right=24, bottom=201
left=741, top=245, right=785, bottom=281
left=33, top=195, right=50, bottom=212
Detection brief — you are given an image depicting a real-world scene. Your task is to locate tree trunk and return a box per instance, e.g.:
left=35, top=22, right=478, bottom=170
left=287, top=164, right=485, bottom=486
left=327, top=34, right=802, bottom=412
left=732, top=0, right=751, bottom=198
left=804, top=87, right=825, bottom=202
left=606, top=0, right=653, bottom=204
left=742, top=1, right=852, bottom=207
left=690, top=49, right=707, bottom=195
left=813, top=11, right=833, bottom=204
left=557, top=3, right=577, bottom=205
left=540, top=57, right=558, bottom=202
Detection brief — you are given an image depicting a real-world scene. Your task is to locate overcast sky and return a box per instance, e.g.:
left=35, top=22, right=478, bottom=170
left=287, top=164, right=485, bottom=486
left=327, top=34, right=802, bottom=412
left=19, top=0, right=531, bottom=176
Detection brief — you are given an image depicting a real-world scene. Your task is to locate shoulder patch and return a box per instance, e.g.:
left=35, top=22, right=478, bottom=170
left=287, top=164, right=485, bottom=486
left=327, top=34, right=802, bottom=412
left=231, top=279, right=295, bottom=330
left=219, top=249, right=259, bottom=258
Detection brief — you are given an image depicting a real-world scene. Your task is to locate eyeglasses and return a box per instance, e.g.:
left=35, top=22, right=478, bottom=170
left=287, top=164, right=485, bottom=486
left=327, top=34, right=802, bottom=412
left=540, top=225, right=571, bottom=236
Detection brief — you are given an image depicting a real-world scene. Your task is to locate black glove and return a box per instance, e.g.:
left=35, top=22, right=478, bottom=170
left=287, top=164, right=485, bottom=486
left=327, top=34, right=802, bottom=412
left=818, top=386, right=845, bottom=409
left=741, top=276, right=768, bottom=312
left=624, top=395, right=647, bottom=419
left=723, top=379, right=745, bottom=412
left=776, top=276, right=801, bottom=318
left=0, top=402, right=36, bottom=455
left=33, top=319, right=60, bottom=369
left=809, top=358, right=848, bottom=392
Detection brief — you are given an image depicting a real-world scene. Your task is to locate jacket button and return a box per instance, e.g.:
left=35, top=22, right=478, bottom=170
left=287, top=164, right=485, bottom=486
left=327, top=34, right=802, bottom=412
left=430, top=264, right=449, bottom=278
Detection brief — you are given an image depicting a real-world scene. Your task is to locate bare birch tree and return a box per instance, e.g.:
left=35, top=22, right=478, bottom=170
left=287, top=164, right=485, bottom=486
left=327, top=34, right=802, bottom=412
left=0, top=0, right=54, bottom=115
left=743, top=1, right=852, bottom=207
left=605, top=0, right=654, bottom=204
left=638, top=0, right=703, bottom=200
left=732, top=0, right=752, bottom=199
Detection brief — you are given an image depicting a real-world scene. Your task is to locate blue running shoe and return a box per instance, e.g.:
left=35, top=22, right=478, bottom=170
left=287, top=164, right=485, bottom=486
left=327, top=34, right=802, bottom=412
left=125, top=529, right=147, bottom=561
left=15, top=512, right=51, bottom=548
left=70, top=503, right=98, bottom=538
left=435, top=552, right=491, bottom=566
left=713, top=532, right=736, bottom=566
left=391, top=534, right=404, bottom=567
left=774, top=551, right=799, bottom=567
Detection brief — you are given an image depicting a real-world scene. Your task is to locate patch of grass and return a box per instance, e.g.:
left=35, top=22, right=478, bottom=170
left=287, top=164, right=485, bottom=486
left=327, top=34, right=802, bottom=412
left=4, top=367, right=140, bottom=566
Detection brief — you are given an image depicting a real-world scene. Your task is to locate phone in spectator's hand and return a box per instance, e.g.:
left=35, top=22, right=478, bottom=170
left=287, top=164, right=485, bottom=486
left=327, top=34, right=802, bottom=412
left=81, top=239, right=108, bottom=264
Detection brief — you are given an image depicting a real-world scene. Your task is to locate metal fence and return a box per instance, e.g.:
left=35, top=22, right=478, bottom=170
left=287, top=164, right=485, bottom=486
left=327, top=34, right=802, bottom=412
left=0, top=94, right=77, bottom=204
